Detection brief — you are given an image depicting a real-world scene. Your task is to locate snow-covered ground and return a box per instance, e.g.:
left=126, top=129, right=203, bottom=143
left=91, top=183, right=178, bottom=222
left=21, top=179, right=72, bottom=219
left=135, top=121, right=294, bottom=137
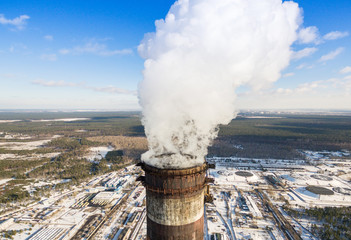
left=0, top=132, right=32, bottom=139
left=205, top=156, right=351, bottom=239
left=296, top=187, right=319, bottom=199
left=210, top=168, right=263, bottom=189
left=0, top=152, right=61, bottom=161
left=85, top=146, right=114, bottom=162
left=235, top=228, right=272, bottom=240
left=1, top=167, right=142, bottom=240
left=0, top=135, right=62, bottom=162
left=0, top=178, right=12, bottom=185
left=0, top=139, right=51, bottom=150
left=0, top=135, right=60, bottom=150
left=302, top=150, right=351, bottom=160
left=208, top=157, right=306, bottom=171
left=0, top=153, right=17, bottom=160
left=2, top=154, right=351, bottom=240
left=0, top=120, right=21, bottom=123
left=31, top=118, right=91, bottom=122
left=242, top=116, right=285, bottom=119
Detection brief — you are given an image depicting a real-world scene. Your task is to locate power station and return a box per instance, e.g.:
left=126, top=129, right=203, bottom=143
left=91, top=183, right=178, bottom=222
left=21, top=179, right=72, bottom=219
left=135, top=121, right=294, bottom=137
left=138, top=162, right=213, bottom=240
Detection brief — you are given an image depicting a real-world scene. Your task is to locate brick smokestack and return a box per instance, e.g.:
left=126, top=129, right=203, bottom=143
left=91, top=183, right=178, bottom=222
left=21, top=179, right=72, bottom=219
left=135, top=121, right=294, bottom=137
left=140, top=163, right=208, bottom=240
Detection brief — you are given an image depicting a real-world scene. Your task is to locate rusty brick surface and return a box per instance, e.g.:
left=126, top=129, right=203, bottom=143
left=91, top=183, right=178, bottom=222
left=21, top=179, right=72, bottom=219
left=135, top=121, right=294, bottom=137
left=142, top=163, right=207, bottom=240
left=143, top=163, right=207, bottom=197
left=147, top=215, right=204, bottom=240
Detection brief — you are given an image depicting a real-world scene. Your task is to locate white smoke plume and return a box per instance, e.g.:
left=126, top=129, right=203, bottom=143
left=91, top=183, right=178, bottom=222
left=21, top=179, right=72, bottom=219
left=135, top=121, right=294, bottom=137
left=138, top=0, right=302, bottom=169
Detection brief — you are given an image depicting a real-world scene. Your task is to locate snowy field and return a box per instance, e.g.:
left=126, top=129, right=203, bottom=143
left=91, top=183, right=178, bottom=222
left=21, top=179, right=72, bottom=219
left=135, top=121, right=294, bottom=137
left=0, top=135, right=60, bottom=150
left=0, top=167, right=141, bottom=240
left=1, top=151, right=351, bottom=240
left=210, top=168, right=264, bottom=190
left=0, top=118, right=90, bottom=124
left=0, top=120, right=21, bottom=123
left=85, top=146, right=114, bottom=162
left=30, top=118, right=91, bottom=122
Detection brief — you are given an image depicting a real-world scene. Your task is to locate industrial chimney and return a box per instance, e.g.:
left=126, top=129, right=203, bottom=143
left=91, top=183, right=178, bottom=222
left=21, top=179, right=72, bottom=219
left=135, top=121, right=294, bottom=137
left=139, top=162, right=209, bottom=240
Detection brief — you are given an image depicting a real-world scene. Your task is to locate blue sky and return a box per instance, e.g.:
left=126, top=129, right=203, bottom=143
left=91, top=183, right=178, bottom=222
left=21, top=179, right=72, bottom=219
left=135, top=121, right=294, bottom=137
left=0, top=0, right=350, bottom=110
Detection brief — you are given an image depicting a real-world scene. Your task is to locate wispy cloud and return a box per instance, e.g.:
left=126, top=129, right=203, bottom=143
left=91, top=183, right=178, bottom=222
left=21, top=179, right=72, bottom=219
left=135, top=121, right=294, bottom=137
left=272, top=77, right=351, bottom=96
left=238, top=78, right=351, bottom=109
left=295, top=81, right=323, bottom=93
left=297, top=26, right=320, bottom=44
left=319, top=47, right=344, bottom=62
left=275, top=88, right=293, bottom=95
left=40, top=53, right=57, bottom=61
left=267, top=81, right=321, bottom=96
left=292, top=47, right=318, bottom=60
left=89, top=86, right=137, bottom=95
left=0, top=14, right=30, bottom=30
left=296, top=28, right=348, bottom=44
left=32, top=79, right=79, bottom=87
left=9, top=43, right=28, bottom=53
left=340, top=66, right=351, bottom=74
left=59, top=40, right=132, bottom=57
left=44, top=35, right=53, bottom=41
left=296, top=63, right=314, bottom=70
left=296, top=64, right=306, bottom=70
left=283, top=72, right=294, bottom=78
left=59, top=49, right=70, bottom=55
left=1, top=73, right=23, bottom=80
left=328, top=78, right=351, bottom=91
left=31, top=79, right=136, bottom=95
left=323, top=31, right=349, bottom=40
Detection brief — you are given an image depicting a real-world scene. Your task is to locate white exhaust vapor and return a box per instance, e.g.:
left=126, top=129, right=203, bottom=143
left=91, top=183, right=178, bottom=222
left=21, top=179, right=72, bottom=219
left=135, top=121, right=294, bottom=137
left=138, top=0, right=302, bottom=169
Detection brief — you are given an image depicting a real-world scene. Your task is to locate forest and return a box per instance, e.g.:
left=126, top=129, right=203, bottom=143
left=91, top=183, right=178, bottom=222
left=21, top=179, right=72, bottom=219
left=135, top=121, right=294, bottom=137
left=1, top=111, right=350, bottom=151
left=1, top=111, right=351, bottom=206
left=284, top=206, right=351, bottom=240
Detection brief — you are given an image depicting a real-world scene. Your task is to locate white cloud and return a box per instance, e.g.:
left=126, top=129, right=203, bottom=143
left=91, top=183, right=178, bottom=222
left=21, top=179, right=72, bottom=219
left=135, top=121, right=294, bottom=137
left=9, top=43, right=27, bottom=53
left=44, top=35, right=53, bottom=41
left=59, top=49, right=70, bottom=55
left=40, top=53, right=57, bottom=61
left=297, top=26, right=320, bottom=44
left=238, top=78, right=351, bottom=110
left=59, top=40, right=132, bottom=56
left=319, top=47, right=344, bottom=62
left=323, top=31, right=349, bottom=40
left=296, top=63, right=310, bottom=70
left=90, top=86, right=137, bottom=95
left=326, top=78, right=351, bottom=91
left=1, top=73, right=18, bottom=79
left=0, top=14, right=30, bottom=30
left=32, top=79, right=79, bottom=87
left=275, top=88, right=293, bottom=95
left=32, top=79, right=136, bottom=95
left=292, top=47, right=318, bottom=60
left=340, top=66, right=351, bottom=74
left=296, top=81, right=322, bottom=93
left=296, top=64, right=306, bottom=70
left=283, top=72, right=294, bottom=77
left=270, top=79, right=336, bottom=96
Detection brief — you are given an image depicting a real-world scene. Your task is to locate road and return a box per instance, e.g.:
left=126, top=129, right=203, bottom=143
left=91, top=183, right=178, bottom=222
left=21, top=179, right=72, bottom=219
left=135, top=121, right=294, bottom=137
left=129, top=208, right=146, bottom=240
left=222, top=191, right=237, bottom=240
left=84, top=184, right=140, bottom=240
left=257, top=189, right=302, bottom=240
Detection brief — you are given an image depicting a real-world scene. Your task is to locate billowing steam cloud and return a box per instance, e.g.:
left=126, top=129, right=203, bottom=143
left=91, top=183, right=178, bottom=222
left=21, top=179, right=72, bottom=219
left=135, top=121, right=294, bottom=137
left=138, top=0, right=302, bottom=169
